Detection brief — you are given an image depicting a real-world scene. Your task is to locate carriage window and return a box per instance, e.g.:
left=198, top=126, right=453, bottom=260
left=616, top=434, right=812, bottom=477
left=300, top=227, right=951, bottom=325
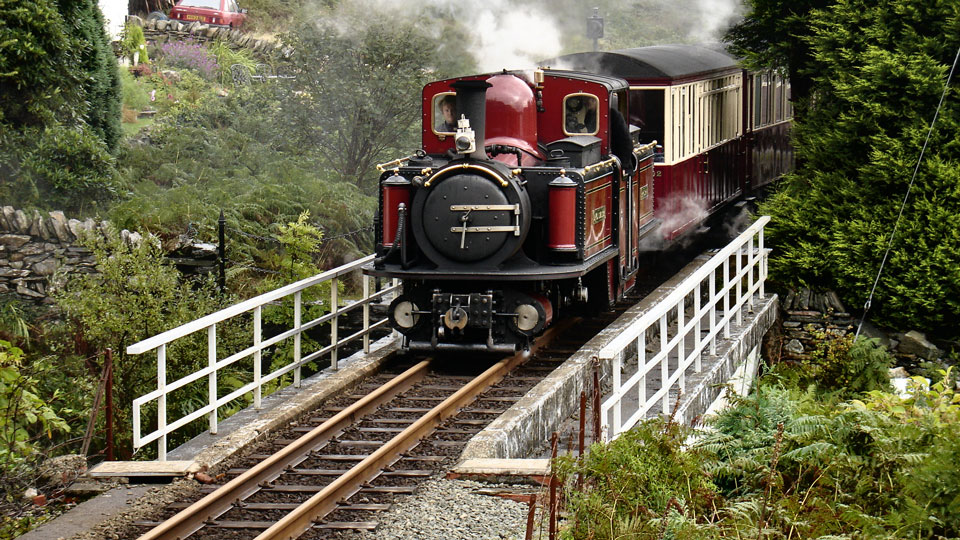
left=433, top=93, right=457, bottom=134
left=563, top=94, right=599, bottom=135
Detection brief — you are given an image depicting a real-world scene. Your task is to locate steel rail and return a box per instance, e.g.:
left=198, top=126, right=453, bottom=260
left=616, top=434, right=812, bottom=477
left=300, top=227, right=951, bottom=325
left=256, top=323, right=569, bottom=540
left=137, top=358, right=431, bottom=540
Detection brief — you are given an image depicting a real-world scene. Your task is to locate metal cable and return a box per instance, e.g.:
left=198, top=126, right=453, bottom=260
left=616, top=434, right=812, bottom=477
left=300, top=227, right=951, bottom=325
left=855, top=44, right=960, bottom=339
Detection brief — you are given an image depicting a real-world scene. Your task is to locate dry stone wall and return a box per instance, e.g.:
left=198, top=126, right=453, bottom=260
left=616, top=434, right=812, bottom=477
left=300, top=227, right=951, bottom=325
left=0, top=207, right=113, bottom=302
left=0, top=206, right=216, bottom=303
left=129, top=15, right=293, bottom=58
left=779, top=287, right=953, bottom=371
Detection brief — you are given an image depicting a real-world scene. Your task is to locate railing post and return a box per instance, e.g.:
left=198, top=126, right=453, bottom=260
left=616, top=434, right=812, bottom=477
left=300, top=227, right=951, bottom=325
left=331, top=276, right=339, bottom=371
left=748, top=235, right=756, bottom=308
left=254, top=306, right=262, bottom=409
left=612, top=355, right=622, bottom=438
left=660, top=313, right=669, bottom=414
left=294, top=291, right=302, bottom=388
left=677, top=301, right=685, bottom=394
left=723, top=258, right=731, bottom=338
left=694, top=281, right=702, bottom=371
left=363, top=275, right=371, bottom=353
left=638, top=333, right=646, bottom=407
left=208, top=325, right=218, bottom=435
left=759, top=225, right=766, bottom=298
left=736, top=243, right=743, bottom=326
left=157, top=343, right=167, bottom=461
left=710, top=269, right=717, bottom=355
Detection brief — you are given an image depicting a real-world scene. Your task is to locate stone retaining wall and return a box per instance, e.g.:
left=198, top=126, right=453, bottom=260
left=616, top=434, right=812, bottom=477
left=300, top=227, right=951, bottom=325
left=0, top=207, right=116, bottom=301
left=0, top=206, right=216, bottom=303
left=779, top=287, right=952, bottom=370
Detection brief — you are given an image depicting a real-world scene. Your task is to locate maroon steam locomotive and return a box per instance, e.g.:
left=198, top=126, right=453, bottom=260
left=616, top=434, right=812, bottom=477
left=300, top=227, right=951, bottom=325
left=363, top=44, right=793, bottom=353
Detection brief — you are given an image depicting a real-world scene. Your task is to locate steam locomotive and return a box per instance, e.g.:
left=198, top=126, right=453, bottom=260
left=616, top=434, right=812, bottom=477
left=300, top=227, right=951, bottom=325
left=363, top=45, right=793, bottom=352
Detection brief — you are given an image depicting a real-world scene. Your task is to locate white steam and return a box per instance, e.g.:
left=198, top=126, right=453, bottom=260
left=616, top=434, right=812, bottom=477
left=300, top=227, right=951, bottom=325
left=468, top=5, right=563, bottom=72
left=688, top=0, right=743, bottom=43
left=349, top=0, right=563, bottom=72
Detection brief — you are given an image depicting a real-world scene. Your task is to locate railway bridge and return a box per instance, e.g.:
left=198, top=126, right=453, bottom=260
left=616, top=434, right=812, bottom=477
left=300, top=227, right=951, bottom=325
left=22, top=217, right=776, bottom=540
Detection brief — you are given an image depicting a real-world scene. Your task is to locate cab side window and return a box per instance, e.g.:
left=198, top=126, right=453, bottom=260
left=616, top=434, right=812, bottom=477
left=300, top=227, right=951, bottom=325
left=564, top=94, right=599, bottom=135
left=433, top=93, right=457, bottom=134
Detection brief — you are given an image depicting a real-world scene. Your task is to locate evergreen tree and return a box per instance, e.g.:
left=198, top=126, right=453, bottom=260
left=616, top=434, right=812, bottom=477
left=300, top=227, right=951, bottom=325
left=0, top=0, right=121, bottom=213
left=725, top=0, right=832, bottom=109
left=760, top=0, right=960, bottom=338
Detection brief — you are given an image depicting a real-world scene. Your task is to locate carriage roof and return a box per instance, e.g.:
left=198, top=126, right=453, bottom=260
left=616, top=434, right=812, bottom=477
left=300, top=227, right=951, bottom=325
left=545, top=44, right=740, bottom=81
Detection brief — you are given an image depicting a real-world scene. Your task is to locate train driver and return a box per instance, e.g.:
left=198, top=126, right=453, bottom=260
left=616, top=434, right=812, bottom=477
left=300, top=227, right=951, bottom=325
left=436, top=94, right=457, bottom=133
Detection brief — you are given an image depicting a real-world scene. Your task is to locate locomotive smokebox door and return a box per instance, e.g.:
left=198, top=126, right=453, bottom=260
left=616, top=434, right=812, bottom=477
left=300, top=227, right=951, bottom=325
left=422, top=174, right=517, bottom=262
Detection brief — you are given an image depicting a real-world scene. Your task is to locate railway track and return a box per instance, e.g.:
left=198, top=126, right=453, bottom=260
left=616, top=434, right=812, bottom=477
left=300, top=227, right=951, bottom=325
left=132, top=314, right=622, bottom=540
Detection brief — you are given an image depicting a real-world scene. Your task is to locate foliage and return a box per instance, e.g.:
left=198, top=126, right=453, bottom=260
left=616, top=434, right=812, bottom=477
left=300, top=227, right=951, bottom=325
left=554, top=418, right=719, bottom=539
left=157, top=40, right=220, bottom=81
left=724, top=0, right=832, bottom=106
left=52, top=231, right=228, bottom=457
left=120, top=68, right=153, bottom=111
left=57, top=0, right=123, bottom=152
left=0, top=0, right=82, bottom=127
left=802, top=332, right=893, bottom=398
left=0, top=0, right=122, bottom=215
left=110, top=79, right=376, bottom=278
left=0, top=340, right=73, bottom=539
left=208, top=39, right=256, bottom=86
left=757, top=0, right=960, bottom=340
left=0, top=341, right=71, bottom=468
left=121, top=22, right=149, bottom=65
left=278, top=13, right=439, bottom=192
left=0, top=124, right=121, bottom=214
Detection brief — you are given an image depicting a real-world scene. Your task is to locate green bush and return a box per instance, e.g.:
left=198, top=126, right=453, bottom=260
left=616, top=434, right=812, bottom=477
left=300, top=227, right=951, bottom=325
left=554, top=418, right=718, bottom=539
left=52, top=231, right=231, bottom=458
left=807, top=332, right=893, bottom=398
left=121, top=22, right=149, bottom=65
left=120, top=68, right=152, bottom=111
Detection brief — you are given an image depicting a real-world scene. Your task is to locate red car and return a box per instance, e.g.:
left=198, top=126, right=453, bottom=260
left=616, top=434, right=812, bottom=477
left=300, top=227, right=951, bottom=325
left=168, top=0, right=247, bottom=28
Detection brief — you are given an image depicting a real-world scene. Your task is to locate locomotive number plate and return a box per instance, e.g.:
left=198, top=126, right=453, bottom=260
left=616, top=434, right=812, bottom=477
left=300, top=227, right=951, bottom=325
left=593, top=206, right=606, bottom=224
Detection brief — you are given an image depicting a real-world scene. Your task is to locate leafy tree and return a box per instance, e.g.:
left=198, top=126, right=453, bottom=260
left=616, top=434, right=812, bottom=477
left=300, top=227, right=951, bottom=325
left=758, top=0, right=960, bottom=339
left=278, top=14, right=438, bottom=193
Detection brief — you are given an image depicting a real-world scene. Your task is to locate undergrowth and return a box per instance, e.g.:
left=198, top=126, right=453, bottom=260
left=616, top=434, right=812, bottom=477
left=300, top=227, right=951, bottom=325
left=555, top=336, right=960, bottom=539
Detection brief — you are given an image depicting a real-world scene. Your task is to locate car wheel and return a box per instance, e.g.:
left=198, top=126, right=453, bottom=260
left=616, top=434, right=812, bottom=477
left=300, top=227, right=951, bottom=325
left=146, top=11, right=168, bottom=21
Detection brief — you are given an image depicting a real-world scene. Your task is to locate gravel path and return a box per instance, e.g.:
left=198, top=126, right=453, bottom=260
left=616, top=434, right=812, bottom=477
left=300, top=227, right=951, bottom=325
left=358, top=478, right=534, bottom=540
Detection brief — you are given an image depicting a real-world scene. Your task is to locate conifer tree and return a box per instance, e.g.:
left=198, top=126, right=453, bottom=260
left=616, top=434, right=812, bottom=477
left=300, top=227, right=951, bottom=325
left=760, top=0, right=960, bottom=338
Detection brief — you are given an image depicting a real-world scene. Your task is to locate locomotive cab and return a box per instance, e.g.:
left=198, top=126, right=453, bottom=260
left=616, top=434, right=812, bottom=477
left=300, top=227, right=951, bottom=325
left=365, top=69, right=658, bottom=352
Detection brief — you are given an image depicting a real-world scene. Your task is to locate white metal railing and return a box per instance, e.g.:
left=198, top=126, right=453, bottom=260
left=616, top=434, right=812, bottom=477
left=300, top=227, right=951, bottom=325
left=127, top=254, right=398, bottom=460
left=597, top=216, right=770, bottom=441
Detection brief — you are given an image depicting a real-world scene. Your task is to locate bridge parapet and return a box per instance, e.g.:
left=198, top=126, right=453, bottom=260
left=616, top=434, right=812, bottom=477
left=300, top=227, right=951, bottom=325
left=126, top=255, right=396, bottom=460
left=597, top=216, right=772, bottom=439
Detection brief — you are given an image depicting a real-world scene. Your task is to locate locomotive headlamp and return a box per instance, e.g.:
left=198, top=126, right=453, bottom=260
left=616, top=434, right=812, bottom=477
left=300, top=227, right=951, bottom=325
left=455, top=115, right=476, bottom=154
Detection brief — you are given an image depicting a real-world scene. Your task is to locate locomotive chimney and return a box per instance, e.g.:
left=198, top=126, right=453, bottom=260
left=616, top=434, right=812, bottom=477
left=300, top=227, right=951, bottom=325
left=451, top=79, right=492, bottom=160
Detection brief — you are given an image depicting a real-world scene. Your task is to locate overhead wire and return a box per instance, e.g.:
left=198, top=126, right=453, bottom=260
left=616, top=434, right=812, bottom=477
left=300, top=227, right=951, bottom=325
left=855, top=44, right=960, bottom=339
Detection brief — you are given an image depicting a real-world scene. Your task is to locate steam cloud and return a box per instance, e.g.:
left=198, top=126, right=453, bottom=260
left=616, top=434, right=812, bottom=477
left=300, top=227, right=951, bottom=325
left=318, top=0, right=742, bottom=72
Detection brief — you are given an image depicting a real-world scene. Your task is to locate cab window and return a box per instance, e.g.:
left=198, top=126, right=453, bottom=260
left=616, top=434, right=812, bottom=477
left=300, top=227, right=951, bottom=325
left=563, top=94, right=599, bottom=135
left=433, top=93, right=457, bottom=134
